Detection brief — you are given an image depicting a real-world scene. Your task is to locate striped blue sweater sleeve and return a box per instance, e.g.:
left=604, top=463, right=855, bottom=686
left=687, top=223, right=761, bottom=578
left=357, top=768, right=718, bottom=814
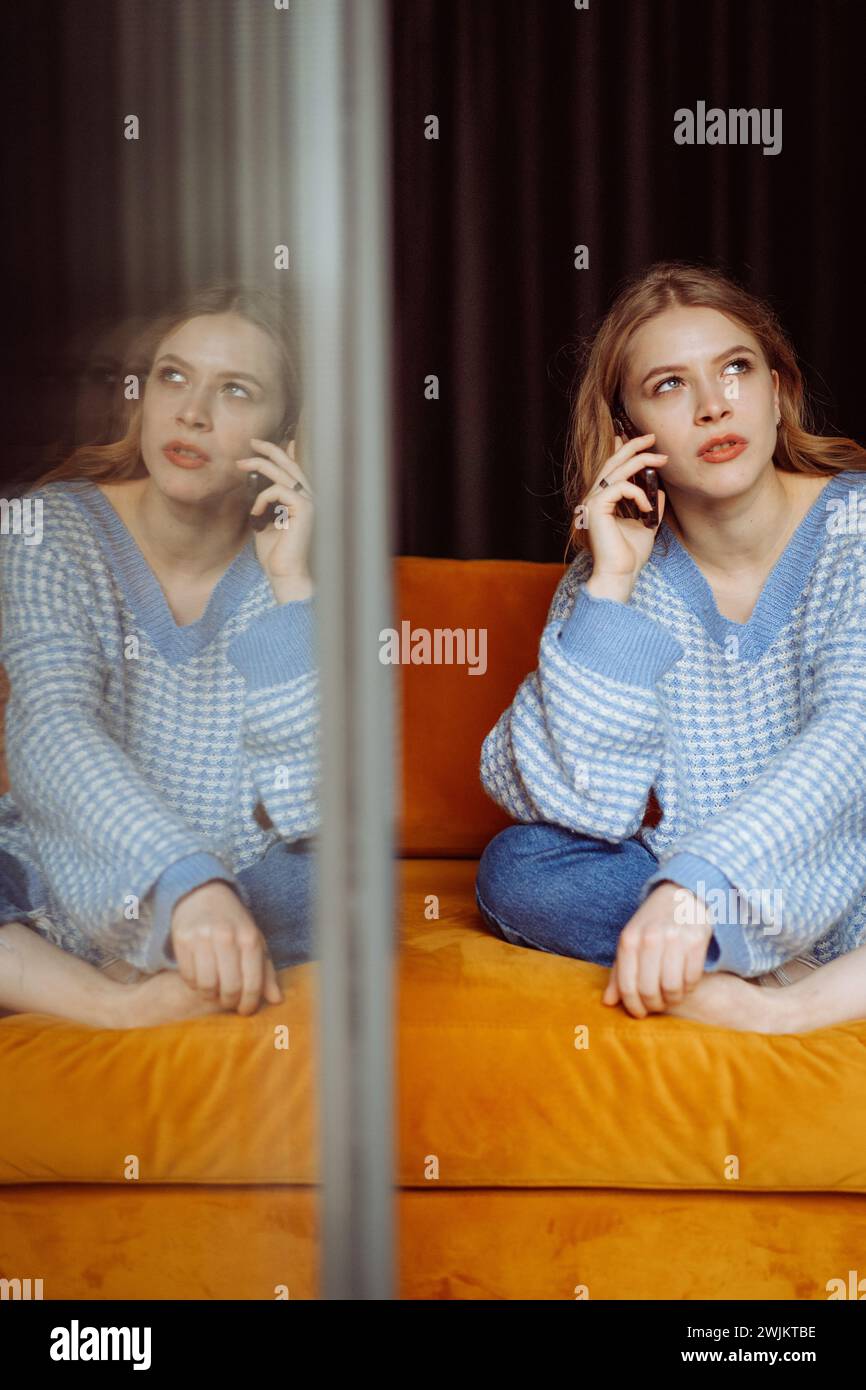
left=479, top=552, right=685, bottom=839
left=225, top=596, right=320, bottom=844
left=0, top=527, right=245, bottom=971
left=637, top=550, right=866, bottom=976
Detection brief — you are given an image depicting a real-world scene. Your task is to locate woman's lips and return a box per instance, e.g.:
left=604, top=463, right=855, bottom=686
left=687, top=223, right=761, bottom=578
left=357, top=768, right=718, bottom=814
left=163, top=445, right=208, bottom=469
left=698, top=439, right=747, bottom=463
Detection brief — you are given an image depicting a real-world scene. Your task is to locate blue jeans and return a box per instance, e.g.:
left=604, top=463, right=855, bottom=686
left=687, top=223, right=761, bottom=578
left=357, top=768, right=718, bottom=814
left=0, top=840, right=317, bottom=972
left=232, top=839, right=317, bottom=970
left=475, top=822, right=659, bottom=967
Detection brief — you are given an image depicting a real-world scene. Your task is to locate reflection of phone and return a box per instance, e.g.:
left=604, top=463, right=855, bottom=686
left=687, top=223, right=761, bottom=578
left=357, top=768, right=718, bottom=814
left=246, top=425, right=294, bottom=532
left=612, top=405, right=661, bottom=530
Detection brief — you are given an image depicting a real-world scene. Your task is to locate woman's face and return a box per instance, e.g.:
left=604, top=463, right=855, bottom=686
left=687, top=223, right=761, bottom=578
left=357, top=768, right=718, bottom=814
left=619, top=305, right=780, bottom=500
left=140, top=312, right=288, bottom=505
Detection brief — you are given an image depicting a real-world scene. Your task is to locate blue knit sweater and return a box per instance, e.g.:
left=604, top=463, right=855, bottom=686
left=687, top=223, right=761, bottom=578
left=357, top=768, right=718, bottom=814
left=479, top=469, right=866, bottom=978
left=0, top=480, right=319, bottom=973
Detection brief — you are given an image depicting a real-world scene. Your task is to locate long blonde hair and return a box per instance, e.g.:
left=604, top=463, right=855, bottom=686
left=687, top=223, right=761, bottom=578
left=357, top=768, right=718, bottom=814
left=563, top=259, right=866, bottom=562
left=30, top=279, right=303, bottom=492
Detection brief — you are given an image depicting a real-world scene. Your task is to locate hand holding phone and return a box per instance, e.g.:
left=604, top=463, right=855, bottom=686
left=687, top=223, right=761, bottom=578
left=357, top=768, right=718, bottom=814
left=235, top=417, right=315, bottom=596
left=246, top=429, right=293, bottom=531
left=576, top=412, right=668, bottom=602
left=612, top=409, right=663, bottom=530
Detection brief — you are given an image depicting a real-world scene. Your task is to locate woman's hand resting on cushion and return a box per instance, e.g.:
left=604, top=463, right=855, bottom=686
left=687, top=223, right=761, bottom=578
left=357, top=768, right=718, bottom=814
left=602, top=881, right=715, bottom=1019
left=170, top=881, right=284, bottom=1014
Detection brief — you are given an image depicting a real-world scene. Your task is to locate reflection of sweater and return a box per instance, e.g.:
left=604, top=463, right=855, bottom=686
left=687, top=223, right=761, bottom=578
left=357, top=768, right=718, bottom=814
left=480, top=470, right=866, bottom=978
left=0, top=481, right=319, bottom=972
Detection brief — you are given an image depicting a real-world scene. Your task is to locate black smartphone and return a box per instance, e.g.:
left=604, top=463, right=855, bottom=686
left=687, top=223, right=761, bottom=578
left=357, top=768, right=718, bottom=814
left=612, top=406, right=661, bottom=530
left=246, top=428, right=293, bottom=532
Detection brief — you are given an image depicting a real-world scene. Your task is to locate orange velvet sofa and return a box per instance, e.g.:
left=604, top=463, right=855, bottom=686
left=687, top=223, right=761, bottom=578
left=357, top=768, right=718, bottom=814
left=2, top=556, right=866, bottom=1302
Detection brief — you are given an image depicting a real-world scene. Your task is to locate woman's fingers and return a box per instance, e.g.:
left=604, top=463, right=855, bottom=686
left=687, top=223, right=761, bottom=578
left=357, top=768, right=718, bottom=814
left=659, top=929, right=688, bottom=1005
left=263, top=954, right=284, bottom=1004
left=613, top=431, right=658, bottom=459
left=248, top=436, right=316, bottom=501
left=592, top=479, right=653, bottom=512
left=614, top=929, right=647, bottom=1018
left=193, top=930, right=220, bottom=1001
left=637, top=928, right=667, bottom=1012
left=237, top=456, right=314, bottom=505
left=597, top=432, right=668, bottom=490
left=246, top=481, right=288, bottom=516
left=246, top=482, right=313, bottom=533
left=172, top=937, right=199, bottom=995
left=212, top=929, right=244, bottom=1010
left=238, top=935, right=266, bottom=1015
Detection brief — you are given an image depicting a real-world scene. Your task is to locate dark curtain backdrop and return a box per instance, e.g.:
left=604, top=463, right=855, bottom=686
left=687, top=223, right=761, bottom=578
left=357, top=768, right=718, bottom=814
left=1, top=0, right=864, bottom=563
left=390, top=0, right=866, bottom=560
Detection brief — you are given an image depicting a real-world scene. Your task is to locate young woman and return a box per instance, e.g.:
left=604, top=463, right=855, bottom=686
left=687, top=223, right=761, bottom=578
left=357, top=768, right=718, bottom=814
left=476, top=260, right=866, bottom=1035
left=0, top=281, right=319, bottom=1028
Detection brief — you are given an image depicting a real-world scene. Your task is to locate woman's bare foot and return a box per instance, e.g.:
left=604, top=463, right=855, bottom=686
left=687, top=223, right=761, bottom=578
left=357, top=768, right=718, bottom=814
left=751, top=942, right=866, bottom=1034
left=111, top=969, right=244, bottom=1029
left=666, top=944, right=866, bottom=1035
left=662, top=970, right=788, bottom=1033
left=0, top=920, right=280, bottom=1029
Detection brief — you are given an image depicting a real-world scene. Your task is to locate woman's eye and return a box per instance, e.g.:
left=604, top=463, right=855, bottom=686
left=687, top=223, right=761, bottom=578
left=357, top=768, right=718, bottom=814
left=723, top=357, right=752, bottom=379
left=156, top=366, right=250, bottom=399
left=653, top=357, right=752, bottom=395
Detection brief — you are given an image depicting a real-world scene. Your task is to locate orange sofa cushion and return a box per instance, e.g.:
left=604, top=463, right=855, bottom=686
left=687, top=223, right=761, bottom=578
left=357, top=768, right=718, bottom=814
left=3, top=859, right=866, bottom=1190
left=4, top=1183, right=866, bottom=1300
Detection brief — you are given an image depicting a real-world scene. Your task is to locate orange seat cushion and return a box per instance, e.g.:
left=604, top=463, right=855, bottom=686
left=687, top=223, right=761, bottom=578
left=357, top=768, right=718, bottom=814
left=3, top=858, right=866, bottom=1194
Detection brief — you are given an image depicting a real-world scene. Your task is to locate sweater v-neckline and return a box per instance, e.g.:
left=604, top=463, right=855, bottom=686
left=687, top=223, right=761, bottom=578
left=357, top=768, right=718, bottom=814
left=59, top=480, right=264, bottom=664
left=649, top=471, right=853, bottom=661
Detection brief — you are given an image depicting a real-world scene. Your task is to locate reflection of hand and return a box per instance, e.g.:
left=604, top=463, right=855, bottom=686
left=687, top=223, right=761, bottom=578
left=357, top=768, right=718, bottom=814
left=235, top=437, right=315, bottom=593
left=601, top=881, right=714, bottom=1018
left=170, top=880, right=284, bottom=1014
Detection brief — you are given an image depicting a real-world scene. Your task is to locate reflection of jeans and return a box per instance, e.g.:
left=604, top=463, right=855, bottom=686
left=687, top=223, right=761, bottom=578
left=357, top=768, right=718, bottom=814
left=0, top=848, right=47, bottom=926
left=0, top=840, right=317, bottom=973
left=475, top=822, right=659, bottom=968
left=234, top=838, right=317, bottom=970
